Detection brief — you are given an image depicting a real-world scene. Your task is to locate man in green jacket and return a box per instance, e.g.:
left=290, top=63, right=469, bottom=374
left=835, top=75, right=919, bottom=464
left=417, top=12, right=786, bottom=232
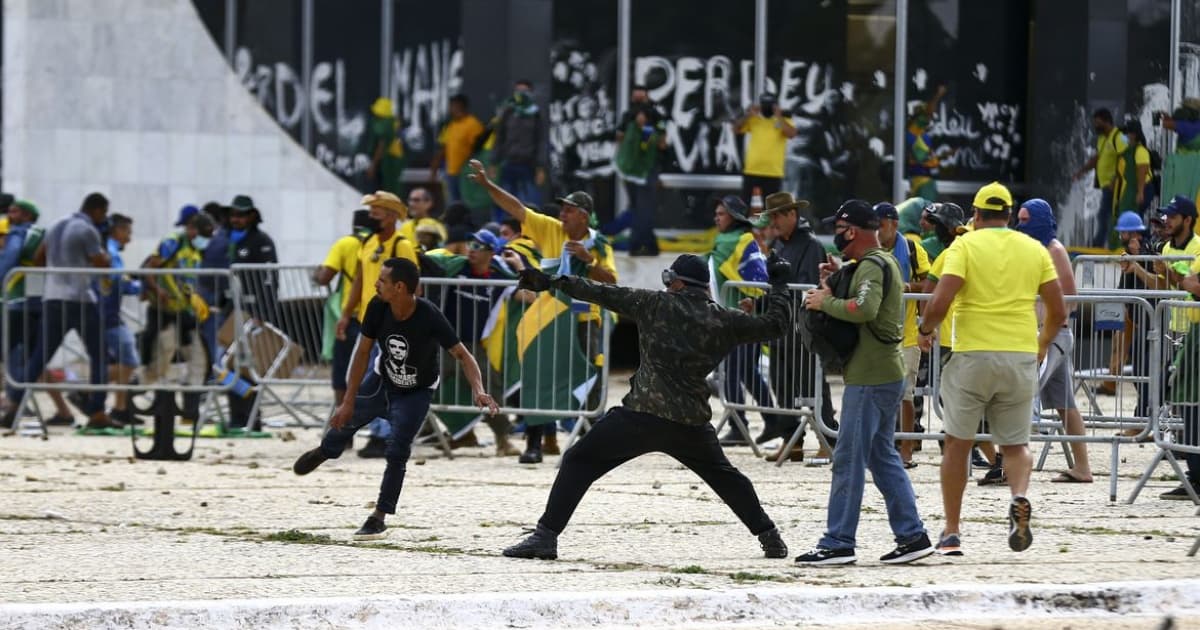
left=794, top=200, right=933, bottom=566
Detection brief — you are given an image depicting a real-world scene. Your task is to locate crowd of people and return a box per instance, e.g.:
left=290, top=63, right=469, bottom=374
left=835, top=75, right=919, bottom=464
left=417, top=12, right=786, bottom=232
left=2, top=82, right=1199, bottom=567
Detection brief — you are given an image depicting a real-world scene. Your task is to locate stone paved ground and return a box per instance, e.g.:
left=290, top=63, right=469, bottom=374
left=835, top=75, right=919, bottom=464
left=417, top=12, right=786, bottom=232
left=1, top=373, right=1198, bottom=627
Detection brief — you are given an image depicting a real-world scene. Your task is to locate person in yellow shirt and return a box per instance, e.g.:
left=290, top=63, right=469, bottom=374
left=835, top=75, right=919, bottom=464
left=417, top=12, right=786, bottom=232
left=315, top=209, right=374, bottom=406
left=468, top=158, right=616, bottom=462
left=399, top=185, right=447, bottom=249
left=1073, top=108, right=1129, bottom=248
left=335, top=191, right=418, bottom=458
left=918, top=182, right=1066, bottom=556
left=431, top=94, right=485, bottom=202
left=735, top=93, right=797, bottom=202
left=1123, top=195, right=1200, bottom=499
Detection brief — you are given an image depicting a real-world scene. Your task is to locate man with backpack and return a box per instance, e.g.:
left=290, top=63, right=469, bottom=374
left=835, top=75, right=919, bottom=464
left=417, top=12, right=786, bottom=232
left=793, top=200, right=933, bottom=566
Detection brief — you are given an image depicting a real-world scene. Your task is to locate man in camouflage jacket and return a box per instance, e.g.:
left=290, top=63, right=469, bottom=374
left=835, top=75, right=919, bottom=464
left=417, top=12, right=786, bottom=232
left=502, top=253, right=794, bottom=560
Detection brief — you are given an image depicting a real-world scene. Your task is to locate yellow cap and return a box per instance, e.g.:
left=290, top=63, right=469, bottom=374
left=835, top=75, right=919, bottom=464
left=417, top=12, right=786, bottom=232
left=972, top=181, right=1013, bottom=212
left=371, top=97, right=394, bottom=118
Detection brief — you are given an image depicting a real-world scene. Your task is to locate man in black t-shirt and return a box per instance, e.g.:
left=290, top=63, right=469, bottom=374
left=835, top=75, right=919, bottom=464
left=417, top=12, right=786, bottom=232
left=293, top=258, right=498, bottom=541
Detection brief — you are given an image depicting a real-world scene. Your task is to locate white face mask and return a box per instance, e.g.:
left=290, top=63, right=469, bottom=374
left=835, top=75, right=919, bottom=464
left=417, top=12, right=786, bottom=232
left=191, top=235, right=211, bottom=251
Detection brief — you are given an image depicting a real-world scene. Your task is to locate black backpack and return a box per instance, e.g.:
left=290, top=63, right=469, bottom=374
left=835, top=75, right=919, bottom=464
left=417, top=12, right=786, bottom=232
left=799, top=255, right=900, bottom=374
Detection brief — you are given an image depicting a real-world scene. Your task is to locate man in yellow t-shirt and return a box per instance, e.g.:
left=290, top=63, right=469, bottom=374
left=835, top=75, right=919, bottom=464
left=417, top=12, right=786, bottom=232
left=469, top=158, right=617, bottom=462
left=1073, top=108, right=1128, bottom=247
left=334, top=191, right=418, bottom=458
left=917, top=182, right=1066, bottom=556
left=1121, top=195, right=1200, bottom=500
left=735, top=93, right=796, bottom=202
left=431, top=94, right=485, bottom=202
left=315, top=209, right=373, bottom=405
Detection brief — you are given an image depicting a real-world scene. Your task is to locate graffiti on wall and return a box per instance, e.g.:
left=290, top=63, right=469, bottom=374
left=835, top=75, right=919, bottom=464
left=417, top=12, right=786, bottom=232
left=232, top=39, right=462, bottom=183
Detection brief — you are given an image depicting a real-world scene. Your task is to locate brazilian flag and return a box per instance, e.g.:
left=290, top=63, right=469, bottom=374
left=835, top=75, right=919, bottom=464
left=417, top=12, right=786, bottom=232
left=516, top=289, right=599, bottom=427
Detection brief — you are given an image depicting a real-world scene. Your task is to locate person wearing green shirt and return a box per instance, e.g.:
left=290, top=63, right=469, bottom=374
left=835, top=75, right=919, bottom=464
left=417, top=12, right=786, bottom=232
left=364, top=97, right=406, bottom=196
left=794, top=200, right=932, bottom=566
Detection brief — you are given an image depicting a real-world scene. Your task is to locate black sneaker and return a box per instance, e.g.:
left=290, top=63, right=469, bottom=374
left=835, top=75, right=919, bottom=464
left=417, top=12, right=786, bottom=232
left=293, top=448, right=328, bottom=475
left=971, top=448, right=991, bottom=469
left=518, top=447, right=543, bottom=464
left=880, top=533, right=934, bottom=565
left=978, top=465, right=1007, bottom=486
left=1159, top=482, right=1200, bottom=501
left=1008, top=496, right=1033, bottom=552
left=353, top=516, right=388, bottom=541
left=502, top=525, right=558, bottom=560
left=793, top=546, right=856, bottom=565
left=758, top=528, right=788, bottom=559
left=0, top=408, right=16, bottom=429
left=357, top=437, right=387, bottom=459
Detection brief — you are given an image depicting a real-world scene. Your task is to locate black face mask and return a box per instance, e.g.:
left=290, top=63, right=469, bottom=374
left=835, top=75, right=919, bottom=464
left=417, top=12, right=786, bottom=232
left=761, top=104, right=776, bottom=117
left=833, top=230, right=852, bottom=252
left=362, top=217, right=383, bottom=234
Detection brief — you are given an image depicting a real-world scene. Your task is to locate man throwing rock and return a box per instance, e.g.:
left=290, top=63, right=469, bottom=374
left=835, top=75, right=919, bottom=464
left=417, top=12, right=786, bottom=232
left=502, top=254, right=795, bottom=560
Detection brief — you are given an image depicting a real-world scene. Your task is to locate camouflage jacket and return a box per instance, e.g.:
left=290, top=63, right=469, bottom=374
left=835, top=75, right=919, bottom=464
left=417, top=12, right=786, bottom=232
left=554, top=276, right=792, bottom=426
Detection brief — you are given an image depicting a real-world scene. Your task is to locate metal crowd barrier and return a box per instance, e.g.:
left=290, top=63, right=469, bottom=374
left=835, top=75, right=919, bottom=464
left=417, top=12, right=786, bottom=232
left=1073, top=254, right=1194, bottom=291
left=714, top=278, right=1195, bottom=497
left=420, top=276, right=612, bottom=454
left=225, top=263, right=337, bottom=429
left=1127, top=300, right=1200, bottom=513
left=2, top=266, right=243, bottom=459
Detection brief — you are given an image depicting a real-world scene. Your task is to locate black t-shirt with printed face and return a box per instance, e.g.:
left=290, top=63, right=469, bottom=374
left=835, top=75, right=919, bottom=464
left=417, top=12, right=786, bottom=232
left=360, top=297, right=460, bottom=391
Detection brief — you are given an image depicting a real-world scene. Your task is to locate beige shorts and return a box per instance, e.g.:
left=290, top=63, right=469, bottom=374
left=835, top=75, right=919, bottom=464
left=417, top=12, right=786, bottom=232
left=940, top=351, right=1038, bottom=446
left=902, top=345, right=922, bottom=402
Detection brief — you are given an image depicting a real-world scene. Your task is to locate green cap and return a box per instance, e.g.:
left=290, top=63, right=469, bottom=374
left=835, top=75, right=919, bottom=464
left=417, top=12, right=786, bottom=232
left=14, top=199, right=39, bottom=219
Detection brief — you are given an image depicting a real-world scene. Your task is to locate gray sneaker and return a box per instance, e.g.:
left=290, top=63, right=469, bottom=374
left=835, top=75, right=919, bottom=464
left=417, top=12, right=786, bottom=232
left=502, top=525, right=558, bottom=560
left=935, top=531, right=963, bottom=556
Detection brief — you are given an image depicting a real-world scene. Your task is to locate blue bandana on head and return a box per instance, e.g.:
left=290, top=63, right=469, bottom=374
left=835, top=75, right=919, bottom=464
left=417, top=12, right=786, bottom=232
left=1016, top=198, right=1056, bottom=246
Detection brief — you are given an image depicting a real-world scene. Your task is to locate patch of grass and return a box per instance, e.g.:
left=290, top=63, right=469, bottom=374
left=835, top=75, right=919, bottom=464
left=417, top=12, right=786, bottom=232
left=672, top=565, right=710, bottom=575
left=729, top=571, right=779, bottom=582
left=98, top=482, right=126, bottom=492
left=406, top=544, right=466, bottom=555
left=264, top=529, right=335, bottom=544
left=1059, top=546, right=1069, bottom=553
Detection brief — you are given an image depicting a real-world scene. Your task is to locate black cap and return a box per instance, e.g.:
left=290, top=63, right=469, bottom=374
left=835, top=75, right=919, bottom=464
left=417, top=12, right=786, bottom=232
left=555, top=191, right=594, bottom=213
left=1161, top=195, right=1197, bottom=219
left=0, top=193, right=14, bottom=208
left=822, top=199, right=881, bottom=230
left=229, top=194, right=256, bottom=212
left=669, top=254, right=710, bottom=287
left=873, top=202, right=899, bottom=221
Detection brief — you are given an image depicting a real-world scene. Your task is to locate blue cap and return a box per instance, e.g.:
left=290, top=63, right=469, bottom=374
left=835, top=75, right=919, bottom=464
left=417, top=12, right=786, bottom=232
left=469, top=229, right=501, bottom=250
left=1161, top=195, right=1197, bottom=219
left=873, top=202, right=899, bottom=221
left=1115, top=211, right=1147, bottom=233
left=176, top=204, right=199, bottom=226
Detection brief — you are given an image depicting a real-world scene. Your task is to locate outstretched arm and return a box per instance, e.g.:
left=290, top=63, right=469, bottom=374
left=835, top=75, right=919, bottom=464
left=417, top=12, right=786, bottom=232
left=552, top=274, right=651, bottom=319
left=725, top=289, right=792, bottom=345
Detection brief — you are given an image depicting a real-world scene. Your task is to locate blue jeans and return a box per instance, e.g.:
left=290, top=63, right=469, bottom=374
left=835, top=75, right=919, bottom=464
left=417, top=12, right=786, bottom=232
left=8, top=300, right=107, bottom=414
left=496, top=163, right=540, bottom=223
left=1092, top=186, right=1115, bottom=248
left=319, top=370, right=433, bottom=514
left=819, top=380, right=925, bottom=550
left=446, top=174, right=463, bottom=202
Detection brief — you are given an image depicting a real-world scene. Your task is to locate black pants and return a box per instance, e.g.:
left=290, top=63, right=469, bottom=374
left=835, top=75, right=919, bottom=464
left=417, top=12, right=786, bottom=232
left=741, top=174, right=782, bottom=202
left=537, top=407, right=776, bottom=535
